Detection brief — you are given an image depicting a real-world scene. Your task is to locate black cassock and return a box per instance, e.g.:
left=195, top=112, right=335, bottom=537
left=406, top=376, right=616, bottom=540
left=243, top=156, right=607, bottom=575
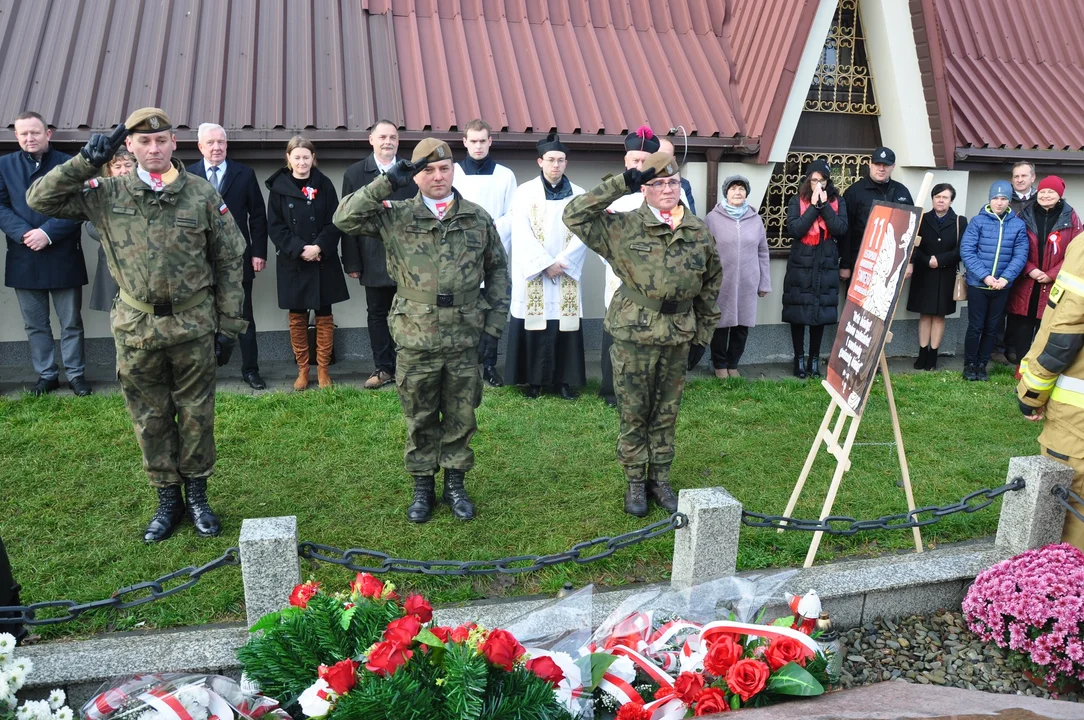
left=0, top=535, right=24, bottom=642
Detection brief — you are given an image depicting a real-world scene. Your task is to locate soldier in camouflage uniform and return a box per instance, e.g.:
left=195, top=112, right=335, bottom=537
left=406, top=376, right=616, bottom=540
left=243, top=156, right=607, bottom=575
left=563, top=152, right=721, bottom=516
left=27, top=108, right=247, bottom=543
left=333, top=138, right=509, bottom=523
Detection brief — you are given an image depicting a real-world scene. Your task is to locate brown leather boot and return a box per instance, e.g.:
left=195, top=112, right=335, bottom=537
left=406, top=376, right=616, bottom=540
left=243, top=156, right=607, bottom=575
left=289, top=312, right=310, bottom=390
left=315, top=315, right=335, bottom=388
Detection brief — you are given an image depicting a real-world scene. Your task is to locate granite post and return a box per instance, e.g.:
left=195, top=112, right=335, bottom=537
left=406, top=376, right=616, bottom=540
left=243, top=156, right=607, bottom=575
left=239, top=516, right=301, bottom=626
left=995, top=455, right=1074, bottom=555
left=671, top=487, right=742, bottom=590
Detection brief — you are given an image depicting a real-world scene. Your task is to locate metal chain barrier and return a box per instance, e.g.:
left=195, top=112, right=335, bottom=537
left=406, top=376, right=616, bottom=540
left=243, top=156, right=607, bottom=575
left=0, top=547, right=239, bottom=626
left=1052, top=485, right=1084, bottom=525
left=741, top=477, right=1026, bottom=535
left=299, top=512, right=688, bottom=576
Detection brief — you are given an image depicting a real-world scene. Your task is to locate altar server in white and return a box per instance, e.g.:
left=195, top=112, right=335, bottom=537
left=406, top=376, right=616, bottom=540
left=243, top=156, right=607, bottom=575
left=504, top=133, right=587, bottom=400
left=453, top=119, right=518, bottom=387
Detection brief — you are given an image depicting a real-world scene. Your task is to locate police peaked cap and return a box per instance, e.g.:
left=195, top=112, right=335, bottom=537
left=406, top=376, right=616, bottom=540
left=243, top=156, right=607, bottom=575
left=411, top=138, right=453, bottom=164
left=536, top=132, right=568, bottom=157
left=125, top=107, right=172, bottom=134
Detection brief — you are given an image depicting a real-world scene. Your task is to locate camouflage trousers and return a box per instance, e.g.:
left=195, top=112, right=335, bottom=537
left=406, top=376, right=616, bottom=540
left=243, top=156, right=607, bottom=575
left=116, top=334, right=217, bottom=488
left=395, top=347, right=483, bottom=475
left=611, top=340, right=689, bottom=470
left=1043, top=445, right=1084, bottom=552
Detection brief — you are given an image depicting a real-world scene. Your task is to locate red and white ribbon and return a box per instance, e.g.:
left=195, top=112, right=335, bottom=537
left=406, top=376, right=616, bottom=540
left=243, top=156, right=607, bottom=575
left=139, top=689, right=194, bottom=720
left=86, top=689, right=128, bottom=720
left=698, top=620, right=820, bottom=657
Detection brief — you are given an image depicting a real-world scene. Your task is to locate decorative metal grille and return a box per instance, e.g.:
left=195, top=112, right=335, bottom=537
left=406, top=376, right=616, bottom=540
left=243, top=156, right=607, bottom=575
left=760, top=152, right=869, bottom=251
left=805, top=0, right=879, bottom=115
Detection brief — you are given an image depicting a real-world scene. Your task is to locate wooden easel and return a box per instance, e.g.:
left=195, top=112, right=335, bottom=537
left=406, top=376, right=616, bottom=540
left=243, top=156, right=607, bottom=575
left=778, top=337, right=923, bottom=568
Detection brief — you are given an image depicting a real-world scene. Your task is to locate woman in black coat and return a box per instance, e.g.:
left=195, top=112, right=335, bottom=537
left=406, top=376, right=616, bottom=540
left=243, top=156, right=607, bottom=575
left=87, top=150, right=136, bottom=312
left=907, top=183, right=965, bottom=370
left=782, top=159, right=848, bottom=379
left=267, top=136, right=349, bottom=390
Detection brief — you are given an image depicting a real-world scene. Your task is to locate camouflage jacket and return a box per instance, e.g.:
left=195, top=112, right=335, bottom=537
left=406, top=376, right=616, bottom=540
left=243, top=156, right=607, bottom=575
left=27, top=154, right=246, bottom=350
left=333, top=174, right=509, bottom=352
left=563, top=174, right=722, bottom=346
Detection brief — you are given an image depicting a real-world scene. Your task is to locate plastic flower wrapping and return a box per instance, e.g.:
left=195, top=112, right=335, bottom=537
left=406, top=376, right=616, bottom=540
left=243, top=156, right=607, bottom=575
left=77, top=675, right=289, bottom=720
left=962, top=542, right=1084, bottom=688
left=0, top=633, right=75, bottom=720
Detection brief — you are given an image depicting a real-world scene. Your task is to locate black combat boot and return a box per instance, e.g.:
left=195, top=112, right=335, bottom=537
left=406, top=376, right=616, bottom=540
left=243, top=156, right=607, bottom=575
left=143, top=485, right=185, bottom=543
left=407, top=475, right=436, bottom=523
left=183, top=477, right=222, bottom=537
left=624, top=465, right=649, bottom=517
left=442, top=469, right=475, bottom=521
left=647, top=464, right=679, bottom=513
left=808, top=356, right=821, bottom=379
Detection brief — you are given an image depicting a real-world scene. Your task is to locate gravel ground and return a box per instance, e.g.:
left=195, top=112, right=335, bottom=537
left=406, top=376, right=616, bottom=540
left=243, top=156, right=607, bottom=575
left=839, top=610, right=1081, bottom=704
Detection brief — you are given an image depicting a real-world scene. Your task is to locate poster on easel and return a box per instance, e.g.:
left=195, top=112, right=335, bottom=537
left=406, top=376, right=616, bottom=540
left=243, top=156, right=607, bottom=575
left=824, top=201, right=922, bottom=416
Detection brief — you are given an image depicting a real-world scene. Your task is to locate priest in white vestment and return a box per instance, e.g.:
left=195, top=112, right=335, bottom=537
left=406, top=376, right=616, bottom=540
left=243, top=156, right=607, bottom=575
left=453, top=119, right=519, bottom=387
left=504, top=133, right=587, bottom=399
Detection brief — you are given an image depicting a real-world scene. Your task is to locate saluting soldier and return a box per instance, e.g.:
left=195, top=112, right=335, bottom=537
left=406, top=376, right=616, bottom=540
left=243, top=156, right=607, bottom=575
left=563, top=152, right=721, bottom=517
left=27, top=108, right=247, bottom=543
left=333, top=138, right=509, bottom=524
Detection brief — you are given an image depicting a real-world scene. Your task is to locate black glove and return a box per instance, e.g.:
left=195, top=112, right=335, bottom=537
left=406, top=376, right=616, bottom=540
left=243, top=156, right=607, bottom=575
left=687, top=344, right=706, bottom=371
left=477, top=332, right=499, bottom=365
left=1019, top=399, right=1040, bottom=417
left=214, top=333, right=236, bottom=368
left=622, top=166, right=658, bottom=194
left=80, top=123, right=128, bottom=168
left=386, top=158, right=429, bottom=191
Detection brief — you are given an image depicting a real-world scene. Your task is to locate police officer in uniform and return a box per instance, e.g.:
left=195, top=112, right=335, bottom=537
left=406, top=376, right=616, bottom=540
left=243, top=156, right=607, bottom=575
left=333, top=138, right=509, bottom=523
left=563, top=152, right=722, bottom=516
left=27, top=108, right=247, bottom=543
left=1017, top=232, right=1084, bottom=551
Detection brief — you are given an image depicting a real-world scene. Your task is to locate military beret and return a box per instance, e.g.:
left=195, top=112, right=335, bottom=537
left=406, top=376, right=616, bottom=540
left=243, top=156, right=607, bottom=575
left=643, top=151, right=678, bottom=178
left=124, top=107, right=172, bottom=134
left=411, top=138, right=452, bottom=164
left=624, top=126, right=660, bottom=153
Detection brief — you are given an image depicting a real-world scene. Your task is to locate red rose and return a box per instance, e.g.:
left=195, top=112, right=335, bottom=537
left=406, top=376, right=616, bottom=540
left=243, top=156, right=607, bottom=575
left=288, top=581, right=319, bottom=609
left=480, top=629, right=525, bottom=671
left=763, top=636, right=810, bottom=671
left=403, top=594, right=433, bottom=623
left=430, top=626, right=451, bottom=643
left=317, top=658, right=359, bottom=695
left=703, top=635, right=743, bottom=677
left=351, top=573, right=385, bottom=599
left=725, top=658, right=769, bottom=702
left=450, top=622, right=477, bottom=643
left=384, top=615, right=421, bottom=646
left=525, top=656, right=565, bottom=688
left=694, top=687, right=728, bottom=715
left=365, top=640, right=413, bottom=676
left=673, top=671, right=706, bottom=705
left=615, top=704, right=651, bottom=720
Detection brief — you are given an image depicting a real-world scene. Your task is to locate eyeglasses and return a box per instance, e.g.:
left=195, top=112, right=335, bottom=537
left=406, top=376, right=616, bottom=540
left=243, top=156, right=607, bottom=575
left=541, top=157, right=567, bottom=165
left=645, top=180, right=681, bottom=189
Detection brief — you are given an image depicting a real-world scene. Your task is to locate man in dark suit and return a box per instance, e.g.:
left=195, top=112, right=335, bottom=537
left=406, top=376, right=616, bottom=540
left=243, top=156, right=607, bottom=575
left=341, top=120, right=418, bottom=389
left=1, top=111, right=89, bottom=396
left=188, top=123, right=269, bottom=389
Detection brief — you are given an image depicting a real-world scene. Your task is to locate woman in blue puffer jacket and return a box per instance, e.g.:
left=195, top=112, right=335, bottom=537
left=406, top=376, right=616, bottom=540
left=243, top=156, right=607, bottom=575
left=958, top=180, right=1029, bottom=381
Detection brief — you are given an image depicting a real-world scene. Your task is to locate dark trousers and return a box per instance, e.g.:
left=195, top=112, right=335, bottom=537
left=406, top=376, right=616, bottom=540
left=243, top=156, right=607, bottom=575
left=710, top=326, right=750, bottom=369
left=964, top=287, right=1010, bottom=367
left=365, top=285, right=397, bottom=374
left=239, top=275, right=259, bottom=375
left=1006, top=313, right=1042, bottom=363
left=600, top=330, right=615, bottom=401
left=790, top=323, right=826, bottom=358
left=0, top=534, right=24, bottom=642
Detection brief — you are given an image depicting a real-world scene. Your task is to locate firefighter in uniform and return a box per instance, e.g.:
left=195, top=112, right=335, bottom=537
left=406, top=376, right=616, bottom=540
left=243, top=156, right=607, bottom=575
left=1017, top=233, right=1084, bottom=551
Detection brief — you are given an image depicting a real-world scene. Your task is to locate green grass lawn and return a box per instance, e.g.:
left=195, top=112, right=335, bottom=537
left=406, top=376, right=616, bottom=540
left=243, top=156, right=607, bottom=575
left=0, top=366, right=1036, bottom=640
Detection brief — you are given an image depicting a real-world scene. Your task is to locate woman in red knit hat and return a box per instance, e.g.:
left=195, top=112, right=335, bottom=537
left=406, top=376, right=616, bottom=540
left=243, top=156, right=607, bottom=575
left=1006, top=175, right=1083, bottom=365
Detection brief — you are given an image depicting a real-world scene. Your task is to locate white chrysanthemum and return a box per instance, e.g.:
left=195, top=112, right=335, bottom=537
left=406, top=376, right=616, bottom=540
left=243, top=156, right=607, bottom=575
left=0, top=676, right=10, bottom=703
left=0, top=651, right=11, bottom=667
left=134, top=709, right=159, bottom=720
left=7, top=666, right=27, bottom=690
left=48, top=690, right=65, bottom=710
left=11, top=658, right=32, bottom=675
left=54, top=707, right=74, bottom=720
left=16, top=703, right=35, bottom=720
left=176, top=685, right=210, bottom=709
left=34, top=699, right=54, bottom=720
left=0, top=634, right=15, bottom=653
